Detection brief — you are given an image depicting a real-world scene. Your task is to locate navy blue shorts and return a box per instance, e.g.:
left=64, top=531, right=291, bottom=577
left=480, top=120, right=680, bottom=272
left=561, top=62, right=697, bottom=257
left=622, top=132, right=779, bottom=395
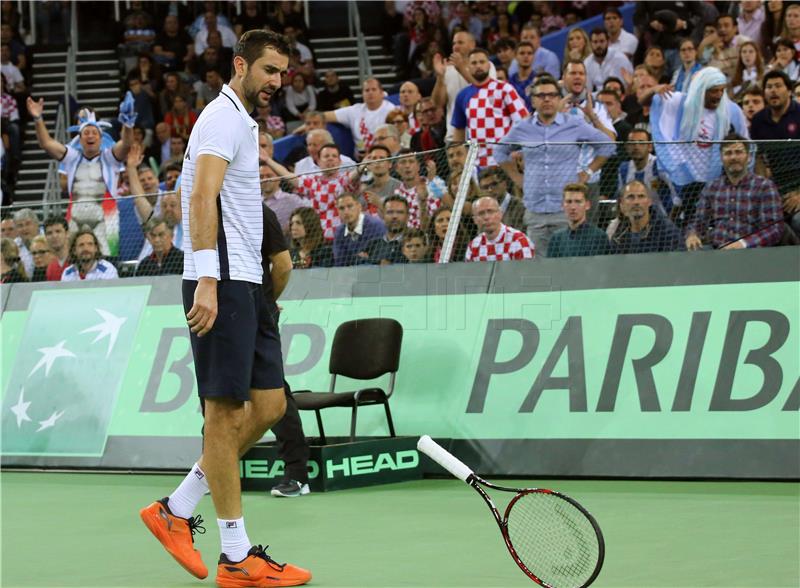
left=182, top=279, right=284, bottom=402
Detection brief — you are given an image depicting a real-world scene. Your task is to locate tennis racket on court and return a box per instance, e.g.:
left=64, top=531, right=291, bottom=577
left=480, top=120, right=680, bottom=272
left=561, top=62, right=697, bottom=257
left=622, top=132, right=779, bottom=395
left=417, top=435, right=604, bottom=588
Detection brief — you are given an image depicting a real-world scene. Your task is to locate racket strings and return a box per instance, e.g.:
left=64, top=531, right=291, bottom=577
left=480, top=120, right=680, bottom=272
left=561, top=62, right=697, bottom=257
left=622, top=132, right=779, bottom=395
left=505, top=492, right=600, bottom=588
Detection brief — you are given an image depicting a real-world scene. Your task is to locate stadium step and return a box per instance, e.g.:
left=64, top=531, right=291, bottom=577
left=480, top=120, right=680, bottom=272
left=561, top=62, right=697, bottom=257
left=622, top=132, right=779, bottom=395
left=310, top=34, right=398, bottom=101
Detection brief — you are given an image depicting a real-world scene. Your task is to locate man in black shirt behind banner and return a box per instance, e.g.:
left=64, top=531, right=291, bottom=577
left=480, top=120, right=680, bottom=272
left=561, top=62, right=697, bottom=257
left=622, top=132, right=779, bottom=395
left=261, top=203, right=312, bottom=497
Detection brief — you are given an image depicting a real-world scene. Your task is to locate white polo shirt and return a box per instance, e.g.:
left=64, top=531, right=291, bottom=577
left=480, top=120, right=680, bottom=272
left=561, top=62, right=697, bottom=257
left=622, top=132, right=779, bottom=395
left=181, top=84, right=263, bottom=283
left=333, top=100, right=397, bottom=154
left=61, top=259, right=119, bottom=281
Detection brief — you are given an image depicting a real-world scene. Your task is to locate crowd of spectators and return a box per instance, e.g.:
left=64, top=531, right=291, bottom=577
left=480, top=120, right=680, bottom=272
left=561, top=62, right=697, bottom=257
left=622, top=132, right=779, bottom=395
left=2, top=0, right=800, bottom=284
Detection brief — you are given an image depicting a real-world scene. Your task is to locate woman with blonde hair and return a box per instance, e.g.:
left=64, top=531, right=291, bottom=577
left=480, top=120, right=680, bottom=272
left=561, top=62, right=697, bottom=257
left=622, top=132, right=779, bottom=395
left=1, top=238, right=28, bottom=283
left=28, top=235, right=53, bottom=282
left=564, top=28, right=591, bottom=66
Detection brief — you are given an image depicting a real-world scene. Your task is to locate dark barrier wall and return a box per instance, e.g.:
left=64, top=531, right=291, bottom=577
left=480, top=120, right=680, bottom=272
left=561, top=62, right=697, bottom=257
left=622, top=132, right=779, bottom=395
left=2, top=248, right=799, bottom=478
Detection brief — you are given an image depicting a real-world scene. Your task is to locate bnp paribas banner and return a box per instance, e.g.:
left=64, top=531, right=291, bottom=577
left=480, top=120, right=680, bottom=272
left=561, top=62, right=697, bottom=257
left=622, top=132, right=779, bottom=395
left=1, top=250, right=799, bottom=477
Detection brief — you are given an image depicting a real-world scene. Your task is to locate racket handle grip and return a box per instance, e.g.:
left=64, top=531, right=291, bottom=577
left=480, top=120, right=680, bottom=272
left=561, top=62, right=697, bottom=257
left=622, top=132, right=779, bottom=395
left=417, top=435, right=474, bottom=482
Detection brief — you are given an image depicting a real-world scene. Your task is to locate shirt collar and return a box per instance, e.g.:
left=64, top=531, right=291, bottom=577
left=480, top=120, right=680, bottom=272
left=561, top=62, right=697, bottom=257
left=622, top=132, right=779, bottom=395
left=484, top=223, right=508, bottom=243
left=533, top=112, right=564, bottom=126
left=219, top=84, right=257, bottom=129
left=344, top=213, right=365, bottom=237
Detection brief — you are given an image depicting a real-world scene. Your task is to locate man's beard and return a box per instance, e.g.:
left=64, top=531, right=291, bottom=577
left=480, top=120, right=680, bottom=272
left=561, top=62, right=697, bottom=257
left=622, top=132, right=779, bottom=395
left=473, top=70, right=489, bottom=83
left=593, top=47, right=607, bottom=59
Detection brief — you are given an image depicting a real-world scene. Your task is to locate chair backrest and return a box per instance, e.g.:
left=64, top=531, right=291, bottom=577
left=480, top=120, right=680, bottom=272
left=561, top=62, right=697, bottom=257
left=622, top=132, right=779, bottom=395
left=329, top=318, right=403, bottom=380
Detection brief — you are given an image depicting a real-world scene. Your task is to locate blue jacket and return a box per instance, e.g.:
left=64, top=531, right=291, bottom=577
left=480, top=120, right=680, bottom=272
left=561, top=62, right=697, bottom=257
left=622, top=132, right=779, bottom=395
left=333, top=214, right=386, bottom=266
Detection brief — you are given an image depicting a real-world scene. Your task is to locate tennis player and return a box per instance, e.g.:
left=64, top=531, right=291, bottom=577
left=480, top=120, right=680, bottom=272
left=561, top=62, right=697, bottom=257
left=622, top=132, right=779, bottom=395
left=140, top=30, right=311, bottom=587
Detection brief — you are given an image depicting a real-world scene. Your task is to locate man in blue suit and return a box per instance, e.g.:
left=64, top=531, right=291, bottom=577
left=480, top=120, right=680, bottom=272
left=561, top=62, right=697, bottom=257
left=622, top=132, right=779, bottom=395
left=332, top=192, right=386, bottom=266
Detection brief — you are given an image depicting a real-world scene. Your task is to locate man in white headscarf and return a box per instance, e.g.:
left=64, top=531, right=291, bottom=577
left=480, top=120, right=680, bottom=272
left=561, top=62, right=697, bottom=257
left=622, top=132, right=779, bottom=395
left=642, top=67, right=749, bottom=228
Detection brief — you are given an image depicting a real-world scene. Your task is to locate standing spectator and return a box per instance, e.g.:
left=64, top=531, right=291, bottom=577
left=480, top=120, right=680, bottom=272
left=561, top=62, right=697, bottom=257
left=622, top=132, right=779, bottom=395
left=617, top=128, right=677, bottom=213
left=61, top=230, right=119, bottom=281
left=466, top=196, right=534, bottom=261
left=12, top=208, right=39, bottom=277
left=283, top=73, right=316, bottom=122
left=478, top=166, right=526, bottom=232
left=44, top=216, right=70, bottom=281
left=361, top=195, right=409, bottom=265
left=739, top=0, right=766, bottom=49
left=565, top=27, right=592, bottom=64
left=509, top=41, right=537, bottom=111
left=163, top=95, right=197, bottom=140
left=194, top=11, right=237, bottom=56
left=751, top=70, right=800, bottom=233
left=731, top=41, right=766, bottom=100
left=491, top=38, right=517, bottom=73
left=394, top=149, right=439, bottom=229
left=122, top=9, right=156, bottom=57
left=448, top=2, right=483, bottom=40
left=386, top=110, right=412, bottom=149
left=135, top=216, right=184, bottom=275
left=432, top=31, right=498, bottom=142
left=398, top=81, right=422, bottom=134
left=293, top=129, right=356, bottom=176
left=605, top=6, right=638, bottom=59
left=126, top=77, right=156, bottom=131
left=508, top=25, right=560, bottom=80
left=495, top=76, right=614, bottom=256
left=634, top=2, right=704, bottom=74
left=644, top=46, right=670, bottom=83
left=332, top=193, right=386, bottom=266
left=584, top=28, right=633, bottom=92
left=373, top=124, right=402, bottom=156
left=410, top=97, right=446, bottom=156
left=152, top=14, right=195, bottom=71
left=288, top=207, right=334, bottom=269
left=548, top=183, right=610, bottom=257
left=703, top=15, right=752, bottom=79
left=610, top=180, right=684, bottom=254
left=742, top=86, right=766, bottom=129
left=646, top=67, right=749, bottom=227
left=781, top=3, right=800, bottom=52
left=360, top=144, right=402, bottom=215
left=29, top=235, right=52, bottom=281
left=195, top=68, right=223, bottom=111
left=0, top=237, right=26, bottom=282
left=322, top=78, right=396, bottom=157
left=687, top=134, right=784, bottom=250
left=260, top=160, right=308, bottom=233
left=451, top=48, right=529, bottom=167
left=671, top=38, right=703, bottom=93
left=316, top=70, right=355, bottom=111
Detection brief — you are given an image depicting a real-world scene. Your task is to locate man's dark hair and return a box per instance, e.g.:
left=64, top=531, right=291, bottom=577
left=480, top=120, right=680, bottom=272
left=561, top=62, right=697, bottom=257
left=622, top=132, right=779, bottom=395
left=205, top=67, right=221, bottom=78
left=334, top=191, right=358, bottom=203
left=516, top=41, right=535, bottom=52
left=397, top=147, right=415, bottom=157
left=763, top=69, right=792, bottom=91
left=144, top=215, right=171, bottom=235
left=590, top=27, right=608, bottom=39
left=531, top=75, right=559, bottom=93
left=468, top=47, right=491, bottom=59
left=603, top=76, right=624, bottom=91
left=163, top=161, right=182, bottom=175
left=597, top=88, right=621, bottom=103
left=367, top=144, right=391, bottom=158
left=716, top=14, right=736, bottom=26
left=628, top=128, right=652, bottom=141
left=721, top=132, right=749, bottom=152
left=319, top=142, right=341, bottom=156
left=742, top=85, right=764, bottom=98
left=493, top=38, right=516, bottom=53
left=478, top=166, right=509, bottom=186
left=603, top=6, right=622, bottom=18
left=384, top=195, right=409, bottom=210
left=44, top=216, right=68, bottom=231
left=68, top=229, right=103, bottom=264
left=233, top=29, right=291, bottom=65
left=564, top=59, right=586, bottom=72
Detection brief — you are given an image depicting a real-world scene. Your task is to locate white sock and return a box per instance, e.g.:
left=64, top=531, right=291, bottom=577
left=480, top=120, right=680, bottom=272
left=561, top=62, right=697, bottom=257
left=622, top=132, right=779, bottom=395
left=167, top=463, right=209, bottom=519
left=219, top=517, right=251, bottom=562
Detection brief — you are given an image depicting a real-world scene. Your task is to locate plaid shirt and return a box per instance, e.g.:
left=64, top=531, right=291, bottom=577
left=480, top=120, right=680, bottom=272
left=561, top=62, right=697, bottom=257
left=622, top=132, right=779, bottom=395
left=465, top=224, right=535, bottom=261
left=0, top=92, right=19, bottom=121
left=296, top=172, right=357, bottom=240
left=692, top=172, right=784, bottom=248
left=394, top=181, right=440, bottom=229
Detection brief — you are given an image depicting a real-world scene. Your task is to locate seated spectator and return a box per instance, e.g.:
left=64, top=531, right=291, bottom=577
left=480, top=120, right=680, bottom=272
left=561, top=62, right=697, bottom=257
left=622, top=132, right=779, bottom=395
left=360, top=144, right=402, bottom=215
left=160, top=161, right=182, bottom=192
left=410, top=98, right=447, bottom=171
left=0, top=43, right=25, bottom=93
left=260, top=159, right=309, bottom=233
left=466, top=196, right=534, bottom=261
left=702, top=14, right=751, bottom=79
left=293, top=129, right=356, bottom=176
left=394, top=149, right=440, bottom=229
left=1, top=23, right=27, bottom=72
left=29, top=235, right=52, bottom=281
left=687, top=135, right=784, bottom=250
left=478, top=166, right=526, bottom=232
left=316, top=70, right=355, bottom=111
left=427, top=206, right=469, bottom=262
left=491, top=38, right=517, bottom=73
left=44, top=216, right=70, bottom=281
left=283, top=73, right=316, bottom=122
left=126, top=76, right=156, bottom=131
left=255, top=104, right=286, bottom=139
left=610, top=180, right=684, bottom=254
left=195, top=68, right=223, bottom=111
left=538, top=1, right=565, bottom=34
left=618, top=129, right=677, bottom=213
left=152, top=14, right=194, bottom=71
left=397, top=81, right=421, bottom=133
left=283, top=24, right=313, bottom=64
left=205, top=29, right=233, bottom=75
left=234, top=1, right=273, bottom=38
left=565, top=27, right=591, bottom=65
left=547, top=183, right=610, bottom=257
left=0, top=216, right=15, bottom=239
left=400, top=228, right=429, bottom=263
left=584, top=28, right=633, bottom=92
left=194, top=45, right=230, bottom=84
left=135, top=216, right=184, bottom=275
left=741, top=86, right=766, bottom=129
left=289, top=207, right=334, bottom=269
left=13, top=207, right=40, bottom=277
left=643, top=46, right=670, bottom=83
left=672, top=38, right=702, bottom=93
left=61, top=229, right=119, bottom=281
left=604, top=6, right=637, bottom=59
left=1, top=75, right=21, bottom=182
left=194, top=11, right=237, bottom=56
left=333, top=192, right=386, bottom=266
left=767, top=38, right=800, bottom=82
left=486, top=8, right=519, bottom=47
left=158, top=73, right=191, bottom=120
left=122, top=8, right=156, bottom=56
left=163, top=95, right=197, bottom=140
left=448, top=2, right=483, bottom=40
left=731, top=41, right=765, bottom=100
left=361, top=195, right=409, bottom=265
left=129, top=53, right=162, bottom=101
left=0, top=237, right=27, bottom=282
left=259, top=130, right=274, bottom=161
left=148, top=122, right=171, bottom=164
left=373, top=124, right=402, bottom=156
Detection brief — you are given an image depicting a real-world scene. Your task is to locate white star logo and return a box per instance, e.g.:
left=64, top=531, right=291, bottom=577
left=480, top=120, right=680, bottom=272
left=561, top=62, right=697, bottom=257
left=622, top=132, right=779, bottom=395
left=36, top=410, right=65, bottom=432
left=9, top=387, right=31, bottom=428
left=80, top=309, right=127, bottom=358
left=29, top=340, right=76, bottom=378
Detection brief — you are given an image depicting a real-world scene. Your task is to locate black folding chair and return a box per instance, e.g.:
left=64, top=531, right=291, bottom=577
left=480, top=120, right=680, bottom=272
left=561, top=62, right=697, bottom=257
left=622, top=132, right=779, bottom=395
left=292, top=318, right=403, bottom=444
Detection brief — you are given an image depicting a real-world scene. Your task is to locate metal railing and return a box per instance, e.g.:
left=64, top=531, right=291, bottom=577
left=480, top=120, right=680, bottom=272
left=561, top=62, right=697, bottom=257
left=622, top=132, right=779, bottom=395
left=348, top=0, right=372, bottom=84
left=42, top=105, right=66, bottom=210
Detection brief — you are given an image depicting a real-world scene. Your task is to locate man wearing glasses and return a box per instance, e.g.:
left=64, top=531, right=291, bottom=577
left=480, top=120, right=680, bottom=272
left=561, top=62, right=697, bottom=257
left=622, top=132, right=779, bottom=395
left=410, top=98, right=446, bottom=155
left=495, top=76, right=614, bottom=256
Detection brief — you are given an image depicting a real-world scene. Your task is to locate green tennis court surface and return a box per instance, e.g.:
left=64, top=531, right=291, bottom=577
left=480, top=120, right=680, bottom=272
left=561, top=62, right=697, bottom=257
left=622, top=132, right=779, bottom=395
left=1, top=472, right=798, bottom=587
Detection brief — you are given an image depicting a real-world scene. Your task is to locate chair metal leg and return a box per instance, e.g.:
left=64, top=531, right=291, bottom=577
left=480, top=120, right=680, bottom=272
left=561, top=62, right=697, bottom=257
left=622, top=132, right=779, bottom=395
left=383, top=401, right=396, bottom=437
left=350, top=403, right=358, bottom=442
left=314, top=409, right=327, bottom=445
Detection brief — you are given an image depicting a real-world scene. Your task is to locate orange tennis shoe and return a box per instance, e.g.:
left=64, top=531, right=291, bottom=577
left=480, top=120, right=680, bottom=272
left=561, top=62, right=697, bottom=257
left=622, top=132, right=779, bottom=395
left=140, top=497, right=209, bottom=579
left=216, top=545, right=312, bottom=587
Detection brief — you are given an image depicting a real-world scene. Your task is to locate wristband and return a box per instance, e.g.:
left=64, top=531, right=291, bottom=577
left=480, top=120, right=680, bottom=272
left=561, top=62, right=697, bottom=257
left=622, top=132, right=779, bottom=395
left=193, top=249, right=217, bottom=279
left=33, top=115, right=43, bottom=121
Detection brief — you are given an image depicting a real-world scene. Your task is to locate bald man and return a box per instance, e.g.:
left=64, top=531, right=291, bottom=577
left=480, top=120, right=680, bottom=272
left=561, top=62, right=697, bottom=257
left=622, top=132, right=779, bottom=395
left=399, top=81, right=422, bottom=134
left=431, top=31, right=497, bottom=141
left=323, top=77, right=396, bottom=157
